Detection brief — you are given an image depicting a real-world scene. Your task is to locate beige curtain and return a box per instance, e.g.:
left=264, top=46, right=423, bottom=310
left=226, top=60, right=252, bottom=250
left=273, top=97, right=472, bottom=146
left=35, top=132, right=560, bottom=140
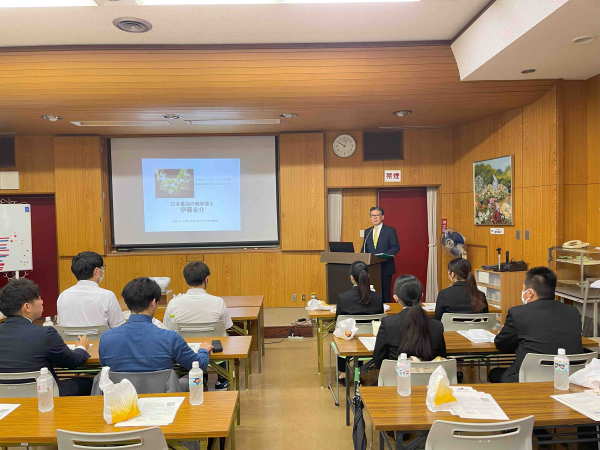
left=426, top=187, right=439, bottom=302
left=328, top=189, right=343, bottom=242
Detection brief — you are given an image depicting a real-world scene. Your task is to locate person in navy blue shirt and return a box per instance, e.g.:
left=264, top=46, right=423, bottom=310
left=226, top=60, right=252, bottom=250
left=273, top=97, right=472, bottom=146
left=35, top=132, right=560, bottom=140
left=99, top=277, right=212, bottom=373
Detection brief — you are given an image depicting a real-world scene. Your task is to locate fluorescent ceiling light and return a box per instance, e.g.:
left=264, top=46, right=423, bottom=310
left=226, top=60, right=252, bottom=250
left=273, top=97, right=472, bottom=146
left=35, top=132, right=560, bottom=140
left=0, top=0, right=97, bottom=6
left=70, top=121, right=171, bottom=126
left=140, top=0, right=418, bottom=4
left=185, top=119, right=280, bottom=125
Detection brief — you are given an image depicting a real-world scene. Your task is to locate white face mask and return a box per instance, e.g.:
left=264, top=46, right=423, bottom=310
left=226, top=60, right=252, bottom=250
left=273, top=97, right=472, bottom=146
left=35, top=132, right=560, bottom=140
left=97, top=268, right=104, bottom=283
left=521, top=289, right=531, bottom=304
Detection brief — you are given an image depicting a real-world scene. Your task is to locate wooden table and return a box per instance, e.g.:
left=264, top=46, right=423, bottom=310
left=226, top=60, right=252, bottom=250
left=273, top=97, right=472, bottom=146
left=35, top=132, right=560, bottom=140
left=0, top=392, right=238, bottom=450
left=361, top=383, right=596, bottom=450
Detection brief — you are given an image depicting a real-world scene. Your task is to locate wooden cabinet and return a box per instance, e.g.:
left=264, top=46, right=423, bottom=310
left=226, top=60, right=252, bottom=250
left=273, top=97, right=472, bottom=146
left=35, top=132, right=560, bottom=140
left=475, top=269, right=526, bottom=325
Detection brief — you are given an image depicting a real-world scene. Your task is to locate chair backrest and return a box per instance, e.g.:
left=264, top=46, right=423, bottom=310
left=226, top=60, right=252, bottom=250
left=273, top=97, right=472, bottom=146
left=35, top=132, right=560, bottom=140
left=337, top=314, right=387, bottom=335
left=176, top=320, right=226, bottom=337
left=57, top=427, right=168, bottom=450
left=425, top=415, right=534, bottom=450
left=0, top=371, right=59, bottom=398
left=55, top=325, right=110, bottom=341
left=519, top=352, right=598, bottom=382
left=378, top=359, right=458, bottom=386
left=91, top=369, right=180, bottom=395
left=440, top=313, right=497, bottom=331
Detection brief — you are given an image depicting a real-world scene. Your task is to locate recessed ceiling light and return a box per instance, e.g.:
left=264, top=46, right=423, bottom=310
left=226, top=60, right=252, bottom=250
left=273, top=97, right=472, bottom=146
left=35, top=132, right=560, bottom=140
left=521, top=69, right=536, bottom=74
left=0, top=0, right=96, bottom=6
left=279, top=113, right=297, bottom=119
left=139, top=0, right=419, bottom=4
left=41, top=115, right=63, bottom=122
left=573, top=36, right=595, bottom=44
left=393, top=110, right=412, bottom=117
left=162, top=114, right=181, bottom=120
left=113, top=17, right=153, bottom=33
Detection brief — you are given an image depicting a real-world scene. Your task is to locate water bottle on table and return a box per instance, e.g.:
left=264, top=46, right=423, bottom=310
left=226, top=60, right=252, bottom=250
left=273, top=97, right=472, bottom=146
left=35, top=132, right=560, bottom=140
left=189, top=361, right=204, bottom=405
left=554, top=348, right=570, bottom=390
left=43, top=317, right=54, bottom=327
left=37, top=367, right=54, bottom=412
left=396, top=353, right=411, bottom=396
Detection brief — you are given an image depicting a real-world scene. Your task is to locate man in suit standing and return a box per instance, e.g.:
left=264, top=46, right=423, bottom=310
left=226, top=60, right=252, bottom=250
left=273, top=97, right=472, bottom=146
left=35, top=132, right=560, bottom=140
left=490, top=266, right=583, bottom=383
left=0, top=278, right=92, bottom=396
left=361, top=206, right=400, bottom=303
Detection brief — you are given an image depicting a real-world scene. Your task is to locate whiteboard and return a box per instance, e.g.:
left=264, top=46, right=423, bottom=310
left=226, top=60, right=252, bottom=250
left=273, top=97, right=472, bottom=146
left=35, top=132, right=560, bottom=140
left=0, top=204, right=33, bottom=272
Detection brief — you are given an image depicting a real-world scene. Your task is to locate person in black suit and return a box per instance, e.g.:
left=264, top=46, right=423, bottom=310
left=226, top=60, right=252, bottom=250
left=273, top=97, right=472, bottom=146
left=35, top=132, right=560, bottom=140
left=373, top=275, right=446, bottom=369
left=434, top=258, right=488, bottom=321
left=0, top=278, right=93, bottom=396
left=489, top=267, right=583, bottom=383
left=336, top=261, right=384, bottom=385
left=361, top=206, right=400, bottom=303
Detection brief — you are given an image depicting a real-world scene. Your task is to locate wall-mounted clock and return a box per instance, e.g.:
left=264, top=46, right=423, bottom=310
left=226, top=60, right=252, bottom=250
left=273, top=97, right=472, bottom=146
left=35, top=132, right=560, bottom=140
left=333, top=134, right=356, bottom=158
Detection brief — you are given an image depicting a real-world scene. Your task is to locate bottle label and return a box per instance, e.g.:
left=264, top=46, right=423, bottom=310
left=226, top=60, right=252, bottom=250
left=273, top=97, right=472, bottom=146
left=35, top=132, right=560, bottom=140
left=37, top=381, right=51, bottom=393
left=396, top=366, right=410, bottom=377
left=554, top=361, right=569, bottom=373
left=189, top=375, right=203, bottom=387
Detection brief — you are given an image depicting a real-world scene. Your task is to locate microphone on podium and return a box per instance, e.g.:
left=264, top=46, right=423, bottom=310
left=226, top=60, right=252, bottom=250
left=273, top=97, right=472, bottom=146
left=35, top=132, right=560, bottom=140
left=362, top=228, right=373, bottom=253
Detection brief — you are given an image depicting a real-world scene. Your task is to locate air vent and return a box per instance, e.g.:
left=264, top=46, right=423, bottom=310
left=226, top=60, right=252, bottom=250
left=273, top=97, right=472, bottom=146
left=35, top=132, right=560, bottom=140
left=185, top=119, right=280, bottom=125
left=70, top=121, right=171, bottom=127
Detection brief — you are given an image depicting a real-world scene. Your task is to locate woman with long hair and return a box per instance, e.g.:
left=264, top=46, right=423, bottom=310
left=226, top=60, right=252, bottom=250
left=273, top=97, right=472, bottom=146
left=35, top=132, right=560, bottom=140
left=373, top=275, right=446, bottom=367
left=434, top=258, right=488, bottom=321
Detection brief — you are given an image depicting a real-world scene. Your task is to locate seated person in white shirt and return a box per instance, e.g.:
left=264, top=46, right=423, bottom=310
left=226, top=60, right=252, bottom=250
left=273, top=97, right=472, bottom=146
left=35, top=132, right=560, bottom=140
left=57, top=252, right=126, bottom=329
left=164, top=261, right=233, bottom=390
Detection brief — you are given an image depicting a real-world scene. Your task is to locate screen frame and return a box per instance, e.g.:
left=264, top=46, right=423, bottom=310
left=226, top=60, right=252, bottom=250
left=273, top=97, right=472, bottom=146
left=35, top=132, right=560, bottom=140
left=107, top=136, right=281, bottom=250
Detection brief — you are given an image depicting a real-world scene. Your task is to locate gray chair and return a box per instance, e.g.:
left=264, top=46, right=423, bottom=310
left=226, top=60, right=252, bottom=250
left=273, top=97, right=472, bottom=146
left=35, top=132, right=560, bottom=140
left=55, top=324, right=109, bottom=341
left=176, top=321, right=226, bottom=338
left=519, top=352, right=598, bottom=382
left=441, top=313, right=497, bottom=331
left=378, top=359, right=458, bottom=386
left=0, top=371, right=59, bottom=398
left=57, top=427, right=169, bottom=450
left=91, top=369, right=181, bottom=395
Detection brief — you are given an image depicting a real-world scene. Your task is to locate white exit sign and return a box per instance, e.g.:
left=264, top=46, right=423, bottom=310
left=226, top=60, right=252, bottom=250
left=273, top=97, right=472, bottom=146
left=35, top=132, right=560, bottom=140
left=490, top=228, right=505, bottom=235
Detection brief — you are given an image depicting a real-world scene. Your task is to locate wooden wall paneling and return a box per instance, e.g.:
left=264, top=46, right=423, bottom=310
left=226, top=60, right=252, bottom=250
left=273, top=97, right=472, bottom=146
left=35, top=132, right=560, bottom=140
left=495, top=108, right=524, bottom=190
left=149, top=254, right=189, bottom=296
left=58, top=258, right=74, bottom=294
left=240, top=252, right=285, bottom=308
left=522, top=185, right=558, bottom=267
left=563, top=184, right=588, bottom=242
left=440, top=129, right=454, bottom=194
left=387, top=129, right=443, bottom=186
left=279, top=133, right=325, bottom=251
left=587, top=184, right=600, bottom=246
left=100, top=255, right=152, bottom=299
left=341, top=189, right=377, bottom=252
left=283, top=252, right=326, bottom=307
left=325, top=131, right=383, bottom=187
left=202, top=253, right=242, bottom=297
left=586, top=75, right=600, bottom=185
left=562, top=81, right=588, bottom=185
left=0, top=136, right=55, bottom=194
left=54, top=136, right=104, bottom=256
left=452, top=124, right=475, bottom=194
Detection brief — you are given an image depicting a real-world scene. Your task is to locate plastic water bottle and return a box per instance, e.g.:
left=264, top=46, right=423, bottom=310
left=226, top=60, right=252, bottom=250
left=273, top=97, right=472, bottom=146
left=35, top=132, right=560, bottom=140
left=554, top=348, right=570, bottom=390
left=37, top=368, right=54, bottom=412
left=396, top=353, right=411, bottom=396
left=189, top=361, right=204, bottom=405
left=42, top=317, right=54, bottom=327
left=170, top=314, right=177, bottom=332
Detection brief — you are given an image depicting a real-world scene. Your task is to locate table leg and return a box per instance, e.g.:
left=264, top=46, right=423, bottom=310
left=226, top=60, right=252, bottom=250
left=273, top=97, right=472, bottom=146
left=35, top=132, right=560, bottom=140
left=261, top=305, right=265, bottom=358
left=257, top=316, right=262, bottom=374
left=595, top=302, right=598, bottom=338
left=317, top=317, right=323, bottom=383
left=345, top=356, right=351, bottom=426
left=234, top=358, right=240, bottom=391
left=200, top=438, right=208, bottom=450
left=244, top=320, right=252, bottom=377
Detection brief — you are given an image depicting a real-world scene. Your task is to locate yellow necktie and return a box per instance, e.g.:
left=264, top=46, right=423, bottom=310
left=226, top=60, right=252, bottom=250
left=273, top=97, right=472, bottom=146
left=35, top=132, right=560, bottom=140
left=373, top=227, right=379, bottom=248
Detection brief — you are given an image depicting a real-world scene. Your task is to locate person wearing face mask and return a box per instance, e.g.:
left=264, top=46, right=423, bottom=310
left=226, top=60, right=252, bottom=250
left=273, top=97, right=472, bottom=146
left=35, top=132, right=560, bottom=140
left=489, top=266, right=583, bottom=383
left=57, top=251, right=126, bottom=329
left=434, top=258, right=488, bottom=321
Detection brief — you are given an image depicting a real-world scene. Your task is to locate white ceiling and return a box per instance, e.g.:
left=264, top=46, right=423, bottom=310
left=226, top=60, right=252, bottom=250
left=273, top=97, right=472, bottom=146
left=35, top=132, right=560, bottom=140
left=0, top=0, right=488, bottom=46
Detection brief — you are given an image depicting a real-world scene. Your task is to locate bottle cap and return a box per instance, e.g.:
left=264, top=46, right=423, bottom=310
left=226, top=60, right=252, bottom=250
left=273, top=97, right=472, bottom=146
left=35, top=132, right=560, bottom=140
left=170, top=314, right=175, bottom=319
left=45, top=317, right=51, bottom=321
left=40, top=367, right=49, bottom=374
left=558, top=348, right=566, bottom=355
left=192, top=361, right=199, bottom=368
left=400, top=353, right=407, bottom=360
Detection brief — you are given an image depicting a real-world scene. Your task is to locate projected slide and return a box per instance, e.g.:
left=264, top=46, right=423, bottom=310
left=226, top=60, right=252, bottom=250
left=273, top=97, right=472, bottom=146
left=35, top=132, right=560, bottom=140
left=142, top=158, right=240, bottom=232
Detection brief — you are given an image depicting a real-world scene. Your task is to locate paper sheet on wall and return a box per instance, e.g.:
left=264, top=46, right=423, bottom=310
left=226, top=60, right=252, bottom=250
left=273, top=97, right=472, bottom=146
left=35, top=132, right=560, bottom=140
left=115, top=397, right=185, bottom=427
left=0, top=404, right=19, bottom=421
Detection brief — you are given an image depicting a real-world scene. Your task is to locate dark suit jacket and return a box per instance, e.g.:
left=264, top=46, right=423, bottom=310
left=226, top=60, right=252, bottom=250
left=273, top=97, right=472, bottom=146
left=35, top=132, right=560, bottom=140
left=494, top=299, right=583, bottom=382
left=335, top=287, right=384, bottom=321
left=434, top=281, right=489, bottom=321
left=373, top=308, right=446, bottom=368
left=0, top=316, right=90, bottom=379
left=361, top=223, right=400, bottom=276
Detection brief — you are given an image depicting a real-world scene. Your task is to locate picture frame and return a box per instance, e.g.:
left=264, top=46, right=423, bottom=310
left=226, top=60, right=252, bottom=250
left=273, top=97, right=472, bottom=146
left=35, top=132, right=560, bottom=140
left=473, top=155, right=514, bottom=226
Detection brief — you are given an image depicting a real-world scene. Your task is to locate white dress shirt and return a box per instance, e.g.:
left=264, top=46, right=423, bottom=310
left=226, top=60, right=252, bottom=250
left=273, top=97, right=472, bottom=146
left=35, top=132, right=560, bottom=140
left=57, top=280, right=126, bottom=328
left=163, top=288, right=233, bottom=331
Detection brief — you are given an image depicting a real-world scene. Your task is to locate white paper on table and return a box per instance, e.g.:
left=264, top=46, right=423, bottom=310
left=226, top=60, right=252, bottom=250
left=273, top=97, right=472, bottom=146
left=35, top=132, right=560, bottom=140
left=552, top=390, right=600, bottom=421
left=188, top=343, right=200, bottom=353
left=67, top=344, right=93, bottom=350
left=451, top=391, right=509, bottom=420
left=457, top=329, right=496, bottom=343
left=115, top=397, right=185, bottom=427
left=422, top=303, right=436, bottom=312
left=592, top=280, right=600, bottom=289
left=358, top=336, right=377, bottom=352
left=0, top=404, right=19, bottom=421
left=478, top=272, right=490, bottom=284
left=383, top=304, right=391, bottom=312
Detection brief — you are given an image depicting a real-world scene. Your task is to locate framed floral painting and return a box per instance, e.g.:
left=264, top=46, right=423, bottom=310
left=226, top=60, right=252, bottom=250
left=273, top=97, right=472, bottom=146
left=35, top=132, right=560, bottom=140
left=473, top=156, right=513, bottom=226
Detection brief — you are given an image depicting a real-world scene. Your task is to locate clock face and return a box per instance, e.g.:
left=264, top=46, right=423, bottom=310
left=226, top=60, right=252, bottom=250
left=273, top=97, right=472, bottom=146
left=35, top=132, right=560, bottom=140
left=333, top=134, right=356, bottom=158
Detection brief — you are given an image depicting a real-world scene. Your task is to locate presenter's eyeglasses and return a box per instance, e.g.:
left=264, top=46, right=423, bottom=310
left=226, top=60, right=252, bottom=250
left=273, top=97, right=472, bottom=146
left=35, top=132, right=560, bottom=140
left=370, top=214, right=382, bottom=218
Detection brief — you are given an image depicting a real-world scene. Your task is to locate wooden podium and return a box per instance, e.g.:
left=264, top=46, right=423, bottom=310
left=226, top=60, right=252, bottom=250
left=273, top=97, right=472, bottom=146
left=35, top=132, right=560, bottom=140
left=320, top=252, right=385, bottom=304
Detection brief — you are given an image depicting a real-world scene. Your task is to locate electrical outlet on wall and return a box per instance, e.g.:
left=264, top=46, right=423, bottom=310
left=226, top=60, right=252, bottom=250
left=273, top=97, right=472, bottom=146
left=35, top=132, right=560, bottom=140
left=360, top=229, right=365, bottom=238
left=292, top=294, right=297, bottom=302
left=302, top=293, right=306, bottom=301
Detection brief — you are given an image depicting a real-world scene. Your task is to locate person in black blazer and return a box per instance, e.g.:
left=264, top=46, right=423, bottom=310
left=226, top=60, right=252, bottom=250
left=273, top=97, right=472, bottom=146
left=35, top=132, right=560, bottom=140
left=489, top=267, right=583, bottom=383
left=0, top=278, right=92, bottom=396
left=374, top=275, right=446, bottom=369
left=435, top=258, right=489, bottom=321
left=361, top=206, right=400, bottom=303
left=336, top=261, right=384, bottom=384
